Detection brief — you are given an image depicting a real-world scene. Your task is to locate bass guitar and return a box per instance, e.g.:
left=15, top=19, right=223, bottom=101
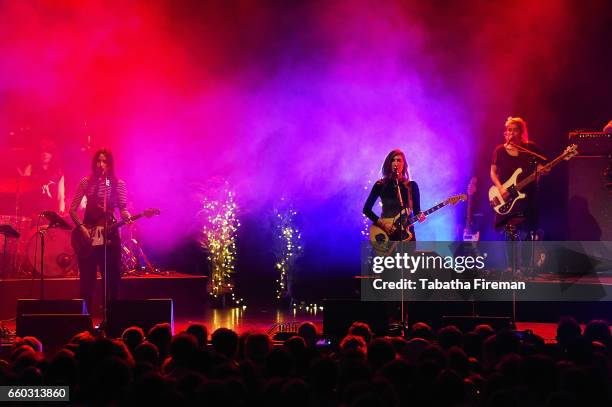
left=489, top=144, right=578, bottom=215
left=369, top=194, right=466, bottom=253
left=71, top=208, right=160, bottom=259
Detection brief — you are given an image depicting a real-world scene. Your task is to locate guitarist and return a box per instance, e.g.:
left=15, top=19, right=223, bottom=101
left=490, top=117, right=548, bottom=237
left=363, top=149, right=425, bottom=241
left=69, top=148, right=131, bottom=313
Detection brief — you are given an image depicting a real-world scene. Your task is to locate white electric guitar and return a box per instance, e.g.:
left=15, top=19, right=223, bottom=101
left=489, top=144, right=578, bottom=215
left=462, top=177, right=480, bottom=241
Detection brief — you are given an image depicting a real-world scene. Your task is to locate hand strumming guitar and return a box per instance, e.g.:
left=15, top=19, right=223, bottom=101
left=79, top=224, right=91, bottom=240
left=376, top=218, right=395, bottom=235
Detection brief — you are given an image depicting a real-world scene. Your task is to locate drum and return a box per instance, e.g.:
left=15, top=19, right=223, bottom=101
left=27, top=228, right=77, bottom=277
left=0, top=215, right=33, bottom=277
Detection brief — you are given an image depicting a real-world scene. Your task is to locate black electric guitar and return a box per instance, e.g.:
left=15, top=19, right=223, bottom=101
left=369, top=194, right=466, bottom=253
left=71, top=208, right=160, bottom=259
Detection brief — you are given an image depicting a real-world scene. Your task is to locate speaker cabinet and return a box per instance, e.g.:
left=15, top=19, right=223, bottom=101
left=107, top=299, right=174, bottom=338
left=567, top=157, right=611, bottom=240
left=16, top=299, right=90, bottom=353
left=441, top=315, right=513, bottom=332
left=17, top=299, right=86, bottom=317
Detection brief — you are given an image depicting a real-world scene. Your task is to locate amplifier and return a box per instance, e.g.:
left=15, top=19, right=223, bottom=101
left=568, top=132, right=611, bottom=157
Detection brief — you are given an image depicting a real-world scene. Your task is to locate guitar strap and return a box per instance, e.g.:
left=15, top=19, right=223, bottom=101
left=404, top=180, right=413, bottom=215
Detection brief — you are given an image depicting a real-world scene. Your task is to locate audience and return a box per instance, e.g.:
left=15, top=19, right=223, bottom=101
left=1, top=316, right=611, bottom=406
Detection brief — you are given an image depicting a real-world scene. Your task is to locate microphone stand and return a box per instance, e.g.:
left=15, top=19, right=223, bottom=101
left=505, top=142, right=548, bottom=324
left=393, top=170, right=412, bottom=333
left=101, top=177, right=110, bottom=332
left=506, top=141, right=548, bottom=162
left=38, top=212, right=71, bottom=299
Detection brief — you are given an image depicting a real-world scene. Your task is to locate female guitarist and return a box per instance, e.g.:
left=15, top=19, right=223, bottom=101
left=363, top=149, right=426, bottom=242
left=69, top=148, right=131, bottom=314
left=490, top=117, right=548, bottom=237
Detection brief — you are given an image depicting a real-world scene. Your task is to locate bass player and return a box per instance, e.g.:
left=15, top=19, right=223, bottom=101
left=490, top=117, right=548, bottom=238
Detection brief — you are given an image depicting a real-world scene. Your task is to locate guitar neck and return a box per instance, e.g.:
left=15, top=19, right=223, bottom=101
left=406, top=201, right=449, bottom=226
left=516, top=152, right=566, bottom=191
left=109, top=213, right=144, bottom=231
left=466, top=196, right=473, bottom=228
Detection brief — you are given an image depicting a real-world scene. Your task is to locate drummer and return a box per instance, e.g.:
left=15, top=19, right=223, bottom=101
left=18, top=140, right=66, bottom=218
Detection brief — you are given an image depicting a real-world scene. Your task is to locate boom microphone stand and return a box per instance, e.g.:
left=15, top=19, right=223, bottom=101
left=505, top=142, right=549, bottom=324
left=38, top=211, right=71, bottom=299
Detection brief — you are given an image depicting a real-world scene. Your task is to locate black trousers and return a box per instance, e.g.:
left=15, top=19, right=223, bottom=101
left=78, top=243, right=121, bottom=314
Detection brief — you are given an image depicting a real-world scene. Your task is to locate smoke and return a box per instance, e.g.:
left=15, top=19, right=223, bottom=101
left=1, top=0, right=608, bottom=266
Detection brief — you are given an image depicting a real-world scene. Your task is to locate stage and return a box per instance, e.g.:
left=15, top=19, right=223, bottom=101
left=1, top=271, right=611, bottom=339
left=0, top=272, right=208, bottom=321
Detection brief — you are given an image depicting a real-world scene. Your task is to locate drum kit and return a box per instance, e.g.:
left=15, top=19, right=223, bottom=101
left=0, top=172, right=71, bottom=278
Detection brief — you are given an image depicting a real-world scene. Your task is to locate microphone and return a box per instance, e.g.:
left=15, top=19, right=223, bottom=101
left=42, top=211, right=72, bottom=230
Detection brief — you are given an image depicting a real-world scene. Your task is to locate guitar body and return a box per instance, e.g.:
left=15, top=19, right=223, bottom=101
left=462, top=230, right=480, bottom=242
left=369, top=214, right=413, bottom=256
left=488, top=168, right=526, bottom=215
left=368, top=194, right=466, bottom=255
left=370, top=213, right=413, bottom=240
left=71, top=224, right=118, bottom=259
left=489, top=145, right=578, bottom=216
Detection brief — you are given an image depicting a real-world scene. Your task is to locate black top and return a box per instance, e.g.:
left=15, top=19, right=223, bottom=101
left=491, top=142, right=546, bottom=229
left=363, top=179, right=422, bottom=238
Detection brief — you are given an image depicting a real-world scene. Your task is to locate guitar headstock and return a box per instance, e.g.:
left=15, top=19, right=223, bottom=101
left=143, top=208, right=161, bottom=218
left=467, top=177, right=477, bottom=196
left=445, top=194, right=467, bottom=206
left=563, top=144, right=578, bottom=160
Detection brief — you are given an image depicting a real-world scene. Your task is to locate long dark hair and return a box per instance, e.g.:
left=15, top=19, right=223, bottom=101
left=381, top=149, right=410, bottom=181
left=91, top=148, right=116, bottom=180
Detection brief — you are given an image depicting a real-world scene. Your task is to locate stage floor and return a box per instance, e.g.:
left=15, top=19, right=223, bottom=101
left=2, top=272, right=612, bottom=349
left=0, top=306, right=564, bottom=344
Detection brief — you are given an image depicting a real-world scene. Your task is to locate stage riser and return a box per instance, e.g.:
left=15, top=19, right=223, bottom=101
left=322, top=300, right=612, bottom=335
left=0, top=275, right=206, bottom=320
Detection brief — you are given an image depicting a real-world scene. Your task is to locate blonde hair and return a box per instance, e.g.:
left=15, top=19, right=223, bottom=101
left=505, top=116, right=529, bottom=143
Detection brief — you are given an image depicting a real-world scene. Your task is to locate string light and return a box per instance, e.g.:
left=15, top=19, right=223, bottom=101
left=272, top=206, right=303, bottom=300
left=199, top=182, right=243, bottom=306
left=362, top=178, right=381, bottom=238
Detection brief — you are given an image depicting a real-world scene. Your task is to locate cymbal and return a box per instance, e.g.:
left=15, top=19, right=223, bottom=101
left=0, top=177, right=39, bottom=194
